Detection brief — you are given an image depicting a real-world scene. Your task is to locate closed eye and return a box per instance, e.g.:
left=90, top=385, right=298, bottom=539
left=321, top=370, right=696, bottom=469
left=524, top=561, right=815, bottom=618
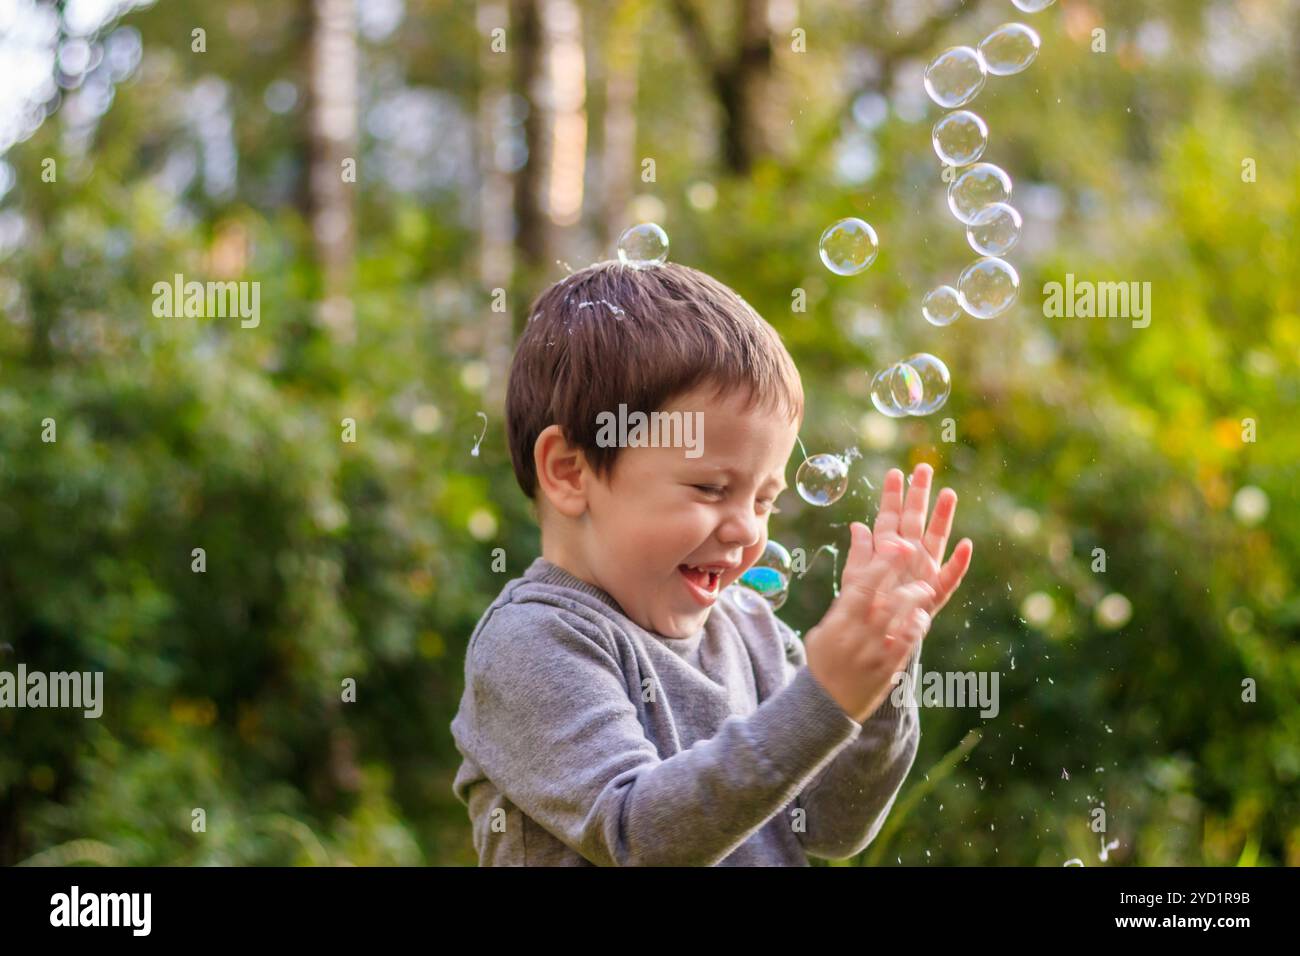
left=693, top=484, right=725, bottom=497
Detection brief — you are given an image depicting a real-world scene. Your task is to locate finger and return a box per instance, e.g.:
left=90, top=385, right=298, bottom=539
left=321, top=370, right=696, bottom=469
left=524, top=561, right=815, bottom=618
left=922, top=488, right=958, bottom=564
left=899, top=463, right=933, bottom=541
left=932, top=538, right=974, bottom=613
left=841, top=521, right=875, bottom=575
left=873, top=468, right=905, bottom=537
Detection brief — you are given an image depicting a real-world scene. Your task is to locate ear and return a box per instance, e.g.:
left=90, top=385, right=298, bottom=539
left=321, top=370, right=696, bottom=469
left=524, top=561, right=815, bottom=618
left=534, top=424, right=590, bottom=518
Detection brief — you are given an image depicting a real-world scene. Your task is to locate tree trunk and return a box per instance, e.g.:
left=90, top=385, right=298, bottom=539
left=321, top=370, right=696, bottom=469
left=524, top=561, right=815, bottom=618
left=306, top=0, right=358, bottom=344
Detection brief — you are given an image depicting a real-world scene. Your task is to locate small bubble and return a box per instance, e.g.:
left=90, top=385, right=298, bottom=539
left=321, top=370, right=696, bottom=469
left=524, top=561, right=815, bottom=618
left=818, top=218, right=879, bottom=275
left=617, top=223, right=669, bottom=268
left=796, top=454, right=850, bottom=506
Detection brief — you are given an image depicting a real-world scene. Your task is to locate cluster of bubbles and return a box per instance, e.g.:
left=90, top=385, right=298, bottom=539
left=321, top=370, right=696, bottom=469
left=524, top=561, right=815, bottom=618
left=923, top=0, right=1053, bottom=325
left=869, top=353, right=952, bottom=417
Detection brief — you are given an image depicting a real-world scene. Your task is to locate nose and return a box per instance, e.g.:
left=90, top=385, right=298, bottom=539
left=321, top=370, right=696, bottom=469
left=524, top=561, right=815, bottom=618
left=717, top=502, right=764, bottom=550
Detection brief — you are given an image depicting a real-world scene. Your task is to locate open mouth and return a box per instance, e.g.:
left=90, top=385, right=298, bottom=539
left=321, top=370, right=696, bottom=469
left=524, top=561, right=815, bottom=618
left=678, top=565, right=723, bottom=605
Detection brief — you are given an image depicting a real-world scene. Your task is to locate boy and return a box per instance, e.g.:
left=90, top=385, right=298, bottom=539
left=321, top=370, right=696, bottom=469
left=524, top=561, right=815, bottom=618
left=450, top=260, right=973, bottom=865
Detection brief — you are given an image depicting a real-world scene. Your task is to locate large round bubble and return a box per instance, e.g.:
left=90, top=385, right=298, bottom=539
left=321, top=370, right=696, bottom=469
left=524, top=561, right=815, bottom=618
left=902, top=353, right=952, bottom=415
left=932, top=110, right=988, bottom=167
left=923, top=46, right=987, bottom=109
left=922, top=285, right=963, bottom=327
left=965, top=201, right=1023, bottom=256
left=870, top=368, right=911, bottom=418
left=979, top=23, right=1041, bottom=76
left=818, top=218, right=880, bottom=275
left=958, top=256, right=1020, bottom=318
left=948, top=162, right=1013, bottom=224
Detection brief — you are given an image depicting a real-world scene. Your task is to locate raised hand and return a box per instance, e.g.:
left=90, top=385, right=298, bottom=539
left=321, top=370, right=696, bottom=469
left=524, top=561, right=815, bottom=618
left=866, top=463, right=973, bottom=618
left=805, top=528, right=937, bottom=722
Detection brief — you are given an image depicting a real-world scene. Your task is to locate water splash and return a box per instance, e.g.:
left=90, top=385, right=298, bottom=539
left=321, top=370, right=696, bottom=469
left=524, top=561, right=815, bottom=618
left=797, top=544, right=841, bottom=597
left=471, top=412, right=488, bottom=457
left=577, top=299, right=626, bottom=319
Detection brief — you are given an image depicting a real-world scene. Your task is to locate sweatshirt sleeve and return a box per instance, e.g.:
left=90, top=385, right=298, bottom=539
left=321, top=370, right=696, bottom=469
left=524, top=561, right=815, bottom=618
left=456, top=602, right=863, bottom=866
left=783, top=617, right=922, bottom=861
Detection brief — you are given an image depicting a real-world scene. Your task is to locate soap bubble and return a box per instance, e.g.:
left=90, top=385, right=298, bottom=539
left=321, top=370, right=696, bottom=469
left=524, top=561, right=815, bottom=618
left=1011, top=0, right=1055, bottom=12
left=965, top=201, right=1023, bottom=256
left=870, top=363, right=925, bottom=417
left=923, top=46, right=987, bottom=109
left=948, top=162, right=1013, bottom=224
left=932, top=110, right=988, bottom=167
left=796, top=453, right=850, bottom=506
left=902, top=353, right=952, bottom=415
left=617, top=223, right=669, bottom=268
left=870, top=368, right=911, bottom=418
left=923, top=285, right=963, bottom=327
left=818, top=218, right=879, bottom=275
left=958, top=256, right=1020, bottom=318
left=889, top=362, right=924, bottom=411
left=979, top=23, right=1041, bottom=75
left=737, top=540, right=793, bottom=610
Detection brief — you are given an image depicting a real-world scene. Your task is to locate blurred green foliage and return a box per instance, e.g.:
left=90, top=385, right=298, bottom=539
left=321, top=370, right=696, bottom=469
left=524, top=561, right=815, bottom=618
left=0, top=0, right=1296, bottom=866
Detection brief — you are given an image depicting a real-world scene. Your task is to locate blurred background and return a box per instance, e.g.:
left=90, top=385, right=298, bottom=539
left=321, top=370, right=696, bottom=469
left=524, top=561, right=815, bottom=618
left=0, top=0, right=1296, bottom=866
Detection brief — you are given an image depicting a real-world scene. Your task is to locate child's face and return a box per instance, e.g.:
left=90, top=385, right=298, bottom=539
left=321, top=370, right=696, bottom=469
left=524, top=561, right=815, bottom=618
left=579, top=385, right=799, bottom=638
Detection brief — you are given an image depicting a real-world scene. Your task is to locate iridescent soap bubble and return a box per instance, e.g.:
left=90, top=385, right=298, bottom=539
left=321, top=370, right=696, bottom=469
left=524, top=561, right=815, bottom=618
left=870, top=368, right=910, bottom=418
left=818, top=218, right=879, bottom=275
left=965, top=201, right=1023, bottom=256
left=888, top=362, right=924, bottom=411
left=617, top=223, right=669, bottom=268
left=737, top=539, right=793, bottom=610
left=979, top=23, right=1041, bottom=76
left=922, top=285, right=963, bottom=327
left=902, top=353, right=952, bottom=415
left=958, top=256, right=1020, bottom=319
left=932, top=110, right=988, bottom=167
left=948, top=162, right=1013, bottom=224
left=923, top=46, right=987, bottom=109
left=796, top=453, right=850, bottom=506
left=1011, top=0, right=1055, bottom=12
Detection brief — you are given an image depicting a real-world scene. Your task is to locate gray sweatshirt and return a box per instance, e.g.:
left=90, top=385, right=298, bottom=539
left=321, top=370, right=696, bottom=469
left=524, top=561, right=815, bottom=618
left=450, top=556, right=921, bottom=866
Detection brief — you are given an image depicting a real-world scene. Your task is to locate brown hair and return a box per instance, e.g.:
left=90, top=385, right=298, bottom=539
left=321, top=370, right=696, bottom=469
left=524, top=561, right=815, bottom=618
left=506, top=260, right=804, bottom=501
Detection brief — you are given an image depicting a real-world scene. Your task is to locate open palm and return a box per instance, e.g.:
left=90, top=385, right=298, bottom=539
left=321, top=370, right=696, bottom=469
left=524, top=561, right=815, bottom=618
left=852, top=463, right=973, bottom=619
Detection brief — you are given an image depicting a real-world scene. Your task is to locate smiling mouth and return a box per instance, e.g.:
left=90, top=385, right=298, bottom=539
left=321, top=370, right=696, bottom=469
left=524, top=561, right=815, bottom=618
left=678, top=565, right=723, bottom=605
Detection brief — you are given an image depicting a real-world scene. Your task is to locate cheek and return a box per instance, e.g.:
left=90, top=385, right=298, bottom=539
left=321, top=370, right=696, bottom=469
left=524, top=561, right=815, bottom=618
left=741, top=536, right=768, bottom=568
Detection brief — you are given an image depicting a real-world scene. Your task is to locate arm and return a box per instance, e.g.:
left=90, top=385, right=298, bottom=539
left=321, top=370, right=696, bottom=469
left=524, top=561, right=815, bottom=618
left=456, top=604, right=864, bottom=866
left=785, top=618, right=921, bottom=860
